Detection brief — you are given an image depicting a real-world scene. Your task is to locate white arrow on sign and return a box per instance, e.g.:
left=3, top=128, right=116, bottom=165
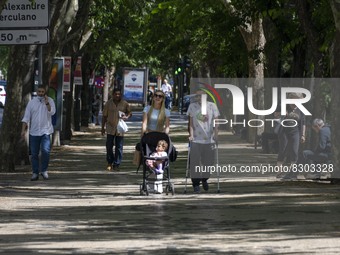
left=0, top=29, right=49, bottom=45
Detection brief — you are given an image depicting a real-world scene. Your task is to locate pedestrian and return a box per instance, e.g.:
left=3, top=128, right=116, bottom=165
left=302, top=118, right=331, bottom=165
left=133, top=90, right=170, bottom=168
left=187, top=90, right=220, bottom=193
left=276, top=93, right=306, bottom=179
left=92, top=94, right=101, bottom=125
left=141, top=90, right=170, bottom=135
left=21, top=85, right=56, bottom=181
left=101, top=88, right=132, bottom=171
left=161, top=79, right=172, bottom=110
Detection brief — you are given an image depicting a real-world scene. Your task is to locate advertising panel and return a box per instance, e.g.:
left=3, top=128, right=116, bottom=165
left=73, top=57, right=83, bottom=85
left=63, top=57, right=71, bottom=92
left=49, top=58, right=63, bottom=131
left=123, top=68, right=147, bottom=103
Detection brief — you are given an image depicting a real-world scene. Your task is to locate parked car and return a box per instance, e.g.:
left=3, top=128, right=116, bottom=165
left=0, top=85, right=6, bottom=108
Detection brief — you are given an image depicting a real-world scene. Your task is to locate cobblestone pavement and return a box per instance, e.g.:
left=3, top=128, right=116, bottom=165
left=1, top=111, right=340, bottom=254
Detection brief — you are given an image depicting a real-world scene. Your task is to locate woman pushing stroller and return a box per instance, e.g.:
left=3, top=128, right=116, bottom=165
left=136, top=90, right=175, bottom=195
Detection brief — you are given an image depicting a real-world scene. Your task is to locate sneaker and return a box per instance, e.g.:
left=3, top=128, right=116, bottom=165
left=31, top=173, right=39, bottom=181
left=193, top=186, right=200, bottom=194
left=113, top=165, right=120, bottom=171
left=41, top=172, right=49, bottom=180
left=106, top=164, right=113, bottom=171
left=202, top=180, right=209, bottom=191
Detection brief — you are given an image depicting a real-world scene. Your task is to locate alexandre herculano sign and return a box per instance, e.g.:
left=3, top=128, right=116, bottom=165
left=0, top=0, right=49, bottom=45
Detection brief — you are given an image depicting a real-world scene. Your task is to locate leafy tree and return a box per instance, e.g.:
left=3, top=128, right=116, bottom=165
left=1, top=0, right=338, bottom=172
left=0, top=0, right=82, bottom=171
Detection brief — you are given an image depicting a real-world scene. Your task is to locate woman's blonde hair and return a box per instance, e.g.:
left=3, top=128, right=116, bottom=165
left=148, top=90, right=166, bottom=131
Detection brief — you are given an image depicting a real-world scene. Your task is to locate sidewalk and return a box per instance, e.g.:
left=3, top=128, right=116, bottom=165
left=1, top=111, right=340, bottom=254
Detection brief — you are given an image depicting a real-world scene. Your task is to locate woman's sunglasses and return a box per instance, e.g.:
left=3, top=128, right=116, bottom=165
left=154, top=94, right=164, bottom=98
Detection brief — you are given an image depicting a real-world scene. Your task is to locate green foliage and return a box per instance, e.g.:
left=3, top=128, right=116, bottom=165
left=144, top=0, right=248, bottom=77
left=80, top=0, right=251, bottom=78
left=79, top=0, right=335, bottom=79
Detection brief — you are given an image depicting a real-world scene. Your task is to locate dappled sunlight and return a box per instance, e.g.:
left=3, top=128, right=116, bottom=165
left=1, top=113, right=340, bottom=254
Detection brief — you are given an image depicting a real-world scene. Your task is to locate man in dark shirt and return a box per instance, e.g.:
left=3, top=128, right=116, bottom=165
left=303, top=118, right=331, bottom=164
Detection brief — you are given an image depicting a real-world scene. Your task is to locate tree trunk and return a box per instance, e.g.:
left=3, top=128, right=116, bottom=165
left=296, top=0, right=326, bottom=113
left=80, top=54, right=93, bottom=127
left=42, top=0, right=79, bottom=86
left=42, top=0, right=79, bottom=139
left=239, top=18, right=266, bottom=143
left=0, top=0, right=94, bottom=170
left=329, top=0, right=340, bottom=177
left=0, top=45, right=37, bottom=172
left=44, top=0, right=92, bottom=139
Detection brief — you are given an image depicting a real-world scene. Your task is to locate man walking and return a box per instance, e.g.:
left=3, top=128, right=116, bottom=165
left=161, top=79, right=172, bottom=110
left=21, top=85, right=56, bottom=181
left=102, top=88, right=132, bottom=171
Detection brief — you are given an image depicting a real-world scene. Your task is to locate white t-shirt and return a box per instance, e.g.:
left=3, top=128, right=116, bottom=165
left=161, top=83, right=172, bottom=95
left=22, top=97, right=56, bottom=136
left=143, top=105, right=170, bottom=131
left=150, top=151, right=167, bottom=158
left=187, top=101, right=220, bottom=144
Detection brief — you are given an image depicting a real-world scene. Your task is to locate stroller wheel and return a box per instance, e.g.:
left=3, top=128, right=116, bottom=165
left=166, top=183, right=175, bottom=195
left=140, top=184, right=149, bottom=196
left=170, top=183, right=175, bottom=195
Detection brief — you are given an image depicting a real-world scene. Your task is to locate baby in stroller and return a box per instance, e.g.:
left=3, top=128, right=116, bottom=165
left=146, top=140, right=168, bottom=175
left=139, top=132, right=176, bottom=195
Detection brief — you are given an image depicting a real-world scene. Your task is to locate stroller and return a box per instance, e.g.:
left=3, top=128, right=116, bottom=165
left=138, top=132, right=176, bottom=196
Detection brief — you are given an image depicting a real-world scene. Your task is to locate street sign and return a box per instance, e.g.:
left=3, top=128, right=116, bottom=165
left=0, top=29, right=49, bottom=45
left=0, top=0, right=49, bottom=28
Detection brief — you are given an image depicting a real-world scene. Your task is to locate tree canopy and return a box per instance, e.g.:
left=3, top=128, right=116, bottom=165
left=1, top=0, right=340, bottom=172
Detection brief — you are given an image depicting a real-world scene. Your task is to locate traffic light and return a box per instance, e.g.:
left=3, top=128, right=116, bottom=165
left=175, top=63, right=182, bottom=75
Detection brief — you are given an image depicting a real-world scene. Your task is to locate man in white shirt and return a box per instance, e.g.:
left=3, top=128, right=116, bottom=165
left=187, top=90, right=220, bottom=193
left=161, top=79, right=172, bottom=109
left=21, top=85, right=56, bottom=181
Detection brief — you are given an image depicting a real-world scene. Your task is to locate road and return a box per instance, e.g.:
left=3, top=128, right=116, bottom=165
left=1, top=111, right=340, bottom=254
